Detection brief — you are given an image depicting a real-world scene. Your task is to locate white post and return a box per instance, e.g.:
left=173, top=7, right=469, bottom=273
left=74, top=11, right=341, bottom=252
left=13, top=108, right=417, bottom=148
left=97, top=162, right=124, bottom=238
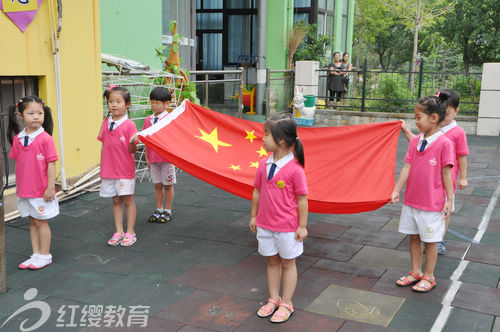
left=477, top=63, right=500, bottom=136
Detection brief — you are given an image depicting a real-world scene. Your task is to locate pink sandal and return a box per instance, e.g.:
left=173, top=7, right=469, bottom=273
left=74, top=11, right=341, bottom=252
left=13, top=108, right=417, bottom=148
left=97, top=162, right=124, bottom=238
left=270, top=302, right=294, bottom=323
left=257, top=298, right=280, bottom=318
left=107, top=232, right=124, bottom=246
left=120, top=233, right=137, bottom=247
left=412, top=275, right=436, bottom=293
left=395, top=271, right=422, bottom=287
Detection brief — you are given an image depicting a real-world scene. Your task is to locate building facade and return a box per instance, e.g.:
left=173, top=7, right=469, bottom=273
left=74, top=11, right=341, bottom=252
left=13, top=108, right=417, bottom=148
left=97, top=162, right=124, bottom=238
left=0, top=0, right=103, bottom=200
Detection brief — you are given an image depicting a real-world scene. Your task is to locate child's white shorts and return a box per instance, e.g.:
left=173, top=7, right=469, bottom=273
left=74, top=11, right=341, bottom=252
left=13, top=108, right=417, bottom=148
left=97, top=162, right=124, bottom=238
left=398, top=204, right=445, bottom=243
left=256, top=227, right=303, bottom=259
left=150, top=162, right=176, bottom=185
left=99, top=178, right=135, bottom=197
left=17, top=197, right=59, bottom=220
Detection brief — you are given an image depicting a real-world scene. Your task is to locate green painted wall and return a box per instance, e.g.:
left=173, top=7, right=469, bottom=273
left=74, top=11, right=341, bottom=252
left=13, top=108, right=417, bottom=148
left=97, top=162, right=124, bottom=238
left=100, top=0, right=162, bottom=69
left=265, top=0, right=293, bottom=70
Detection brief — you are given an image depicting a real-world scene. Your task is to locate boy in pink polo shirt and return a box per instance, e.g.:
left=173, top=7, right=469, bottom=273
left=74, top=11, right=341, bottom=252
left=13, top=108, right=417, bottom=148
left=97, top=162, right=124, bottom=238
left=131, top=86, right=176, bottom=223
left=8, top=96, right=58, bottom=270
left=249, top=113, right=308, bottom=324
left=391, top=94, right=455, bottom=293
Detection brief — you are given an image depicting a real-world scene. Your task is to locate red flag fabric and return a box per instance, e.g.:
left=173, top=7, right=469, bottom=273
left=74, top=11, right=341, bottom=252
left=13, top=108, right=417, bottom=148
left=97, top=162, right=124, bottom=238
left=139, top=101, right=401, bottom=214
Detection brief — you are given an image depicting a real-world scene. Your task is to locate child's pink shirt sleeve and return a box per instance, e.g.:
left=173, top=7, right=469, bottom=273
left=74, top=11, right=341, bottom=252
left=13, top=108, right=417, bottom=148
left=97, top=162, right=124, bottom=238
left=253, top=160, right=265, bottom=190
left=9, top=135, right=18, bottom=159
left=404, top=137, right=417, bottom=164
left=44, top=136, right=59, bottom=163
left=441, top=139, right=455, bottom=168
left=456, top=129, right=469, bottom=156
left=293, top=166, right=308, bottom=196
left=97, top=120, right=106, bottom=142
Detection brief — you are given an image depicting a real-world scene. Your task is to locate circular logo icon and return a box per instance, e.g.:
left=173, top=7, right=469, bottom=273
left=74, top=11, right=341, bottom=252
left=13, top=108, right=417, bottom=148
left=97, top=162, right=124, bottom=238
left=276, top=180, right=285, bottom=189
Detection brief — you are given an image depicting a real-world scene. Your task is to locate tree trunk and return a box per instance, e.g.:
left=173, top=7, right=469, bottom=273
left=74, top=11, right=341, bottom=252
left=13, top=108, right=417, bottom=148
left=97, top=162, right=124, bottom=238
left=410, top=0, right=422, bottom=93
left=463, top=47, right=477, bottom=104
left=441, top=47, right=447, bottom=87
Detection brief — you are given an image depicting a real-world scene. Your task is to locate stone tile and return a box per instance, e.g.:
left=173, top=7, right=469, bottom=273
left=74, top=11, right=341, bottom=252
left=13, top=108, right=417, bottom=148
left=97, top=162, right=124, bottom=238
left=177, top=326, right=219, bottom=332
left=452, top=282, right=500, bottom=316
left=305, top=284, right=405, bottom=327
left=0, top=295, right=86, bottom=332
left=369, top=205, right=402, bottom=218
left=0, top=287, right=49, bottom=320
left=313, top=259, right=386, bottom=279
left=154, top=289, right=256, bottom=332
left=396, top=238, right=469, bottom=260
left=442, top=307, right=495, bottom=332
left=469, top=162, right=489, bottom=169
left=455, top=204, right=489, bottom=218
left=447, top=214, right=481, bottom=228
left=228, top=230, right=258, bottom=248
left=488, top=219, right=500, bottom=232
left=338, top=320, right=405, bottom=332
left=480, top=230, right=500, bottom=247
left=465, top=243, right=500, bottom=266
left=388, top=298, right=441, bottom=332
left=228, top=213, right=251, bottom=227
left=445, top=226, right=478, bottom=242
left=379, top=218, right=400, bottom=233
left=301, top=267, right=378, bottom=292
left=372, top=270, right=451, bottom=304
left=6, top=262, right=67, bottom=290
left=305, top=238, right=363, bottom=262
left=455, top=194, right=491, bottom=206
left=234, top=309, right=345, bottom=332
left=307, top=222, right=349, bottom=240
left=493, top=317, right=500, bottom=332
left=86, top=277, right=193, bottom=316
left=59, top=199, right=108, bottom=217
left=326, top=214, right=391, bottom=229
left=472, top=187, right=495, bottom=197
left=349, top=246, right=410, bottom=272
left=336, top=227, right=406, bottom=249
left=81, top=315, right=185, bottom=331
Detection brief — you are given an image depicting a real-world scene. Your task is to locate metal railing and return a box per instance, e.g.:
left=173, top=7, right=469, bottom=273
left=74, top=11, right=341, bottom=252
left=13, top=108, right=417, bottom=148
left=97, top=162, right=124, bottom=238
left=318, top=59, right=481, bottom=115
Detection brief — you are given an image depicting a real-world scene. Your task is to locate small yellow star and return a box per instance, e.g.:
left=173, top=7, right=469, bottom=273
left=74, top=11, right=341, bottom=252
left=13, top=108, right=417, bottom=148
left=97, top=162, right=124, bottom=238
left=256, top=146, right=268, bottom=157
left=229, top=164, right=241, bottom=171
left=195, top=127, right=232, bottom=153
left=249, top=161, right=259, bottom=168
left=245, top=130, right=258, bottom=143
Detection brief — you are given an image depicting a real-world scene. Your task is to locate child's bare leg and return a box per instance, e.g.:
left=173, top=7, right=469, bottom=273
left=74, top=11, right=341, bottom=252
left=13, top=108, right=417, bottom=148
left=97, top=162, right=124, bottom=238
left=444, top=215, right=450, bottom=235
left=154, top=183, right=163, bottom=210
left=410, top=234, right=423, bottom=274
left=33, top=219, right=51, bottom=255
left=112, top=196, right=124, bottom=233
left=29, top=216, right=41, bottom=254
left=280, top=257, right=297, bottom=305
left=164, top=185, right=174, bottom=210
left=423, top=242, right=438, bottom=277
left=122, top=195, right=136, bottom=235
left=257, top=254, right=281, bottom=316
left=267, top=254, right=282, bottom=300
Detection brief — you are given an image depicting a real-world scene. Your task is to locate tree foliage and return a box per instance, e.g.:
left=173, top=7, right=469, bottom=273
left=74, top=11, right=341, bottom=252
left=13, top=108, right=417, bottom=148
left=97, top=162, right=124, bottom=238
left=293, top=23, right=332, bottom=67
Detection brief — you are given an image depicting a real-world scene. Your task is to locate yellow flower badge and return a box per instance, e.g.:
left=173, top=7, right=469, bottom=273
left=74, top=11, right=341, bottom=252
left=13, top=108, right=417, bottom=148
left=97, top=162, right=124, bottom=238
left=276, top=180, right=285, bottom=189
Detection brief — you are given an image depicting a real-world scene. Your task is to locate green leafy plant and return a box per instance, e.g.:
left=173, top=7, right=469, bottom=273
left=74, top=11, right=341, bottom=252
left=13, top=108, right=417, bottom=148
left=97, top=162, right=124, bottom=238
left=293, top=23, right=332, bottom=67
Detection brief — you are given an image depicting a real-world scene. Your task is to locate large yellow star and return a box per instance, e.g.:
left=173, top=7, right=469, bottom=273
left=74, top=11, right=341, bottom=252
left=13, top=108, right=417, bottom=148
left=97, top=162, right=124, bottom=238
left=256, top=146, right=268, bottom=157
left=195, top=127, right=232, bottom=153
left=249, top=161, right=259, bottom=168
left=245, top=130, right=258, bottom=143
left=229, top=164, right=241, bottom=171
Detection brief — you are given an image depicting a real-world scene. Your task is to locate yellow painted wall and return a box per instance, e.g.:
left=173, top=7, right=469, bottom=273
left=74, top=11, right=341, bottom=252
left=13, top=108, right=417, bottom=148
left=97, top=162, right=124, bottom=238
left=0, top=0, right=102, bottom=180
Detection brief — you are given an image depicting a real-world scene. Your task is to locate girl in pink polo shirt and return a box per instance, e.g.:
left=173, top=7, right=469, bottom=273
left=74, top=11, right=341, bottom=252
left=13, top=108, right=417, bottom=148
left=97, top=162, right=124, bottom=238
left=391, top=94, right=455, bottom=293
left=98, top=86, right=138, bottom=247
left=249, top=113, right=308, bottom=323
left=8, top=96, right=58, bottom=270
left=400, top=89, right=469, bottom=255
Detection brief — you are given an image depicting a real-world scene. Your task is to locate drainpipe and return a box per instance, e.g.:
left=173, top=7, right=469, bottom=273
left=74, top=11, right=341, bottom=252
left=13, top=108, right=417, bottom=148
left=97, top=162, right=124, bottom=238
left=256, top=0, right=267, bottom=116
left=49, top=0, right=68, bottom=191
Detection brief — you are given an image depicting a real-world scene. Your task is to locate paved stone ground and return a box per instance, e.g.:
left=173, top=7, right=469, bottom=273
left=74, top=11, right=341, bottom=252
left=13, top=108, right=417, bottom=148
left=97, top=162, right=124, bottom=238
left=1, top=133, right=500, bottom=332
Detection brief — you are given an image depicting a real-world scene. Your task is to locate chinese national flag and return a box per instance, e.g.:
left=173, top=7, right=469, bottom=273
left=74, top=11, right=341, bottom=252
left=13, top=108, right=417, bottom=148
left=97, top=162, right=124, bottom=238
left=139, top=101, right=401, bottom=214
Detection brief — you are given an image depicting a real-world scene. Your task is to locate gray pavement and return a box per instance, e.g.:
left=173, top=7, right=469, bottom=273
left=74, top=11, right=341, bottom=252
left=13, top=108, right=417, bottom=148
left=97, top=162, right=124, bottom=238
left=1, top=133, right=499, bottom=332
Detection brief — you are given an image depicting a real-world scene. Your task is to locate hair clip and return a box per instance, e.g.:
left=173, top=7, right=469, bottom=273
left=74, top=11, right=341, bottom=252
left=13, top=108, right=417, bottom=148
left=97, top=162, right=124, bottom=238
left=296, top=136, right=300, bottom=141
left=434, top=91, right=440, bottom=98
left=107, top=84, right=117, bottom=91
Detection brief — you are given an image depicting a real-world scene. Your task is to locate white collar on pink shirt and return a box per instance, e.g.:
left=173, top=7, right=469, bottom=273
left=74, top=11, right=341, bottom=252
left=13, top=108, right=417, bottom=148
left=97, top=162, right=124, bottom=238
left=266, top=152, right=294, bottom=175
left=150, top=111, right=168, bottom=125
left=108, top=114, right=128, bottom=130
left=440, top=120, right=457, bottom=134
left=18, top=127, right=44, bottom=146
left=418, top=130, right=443, bottom=151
